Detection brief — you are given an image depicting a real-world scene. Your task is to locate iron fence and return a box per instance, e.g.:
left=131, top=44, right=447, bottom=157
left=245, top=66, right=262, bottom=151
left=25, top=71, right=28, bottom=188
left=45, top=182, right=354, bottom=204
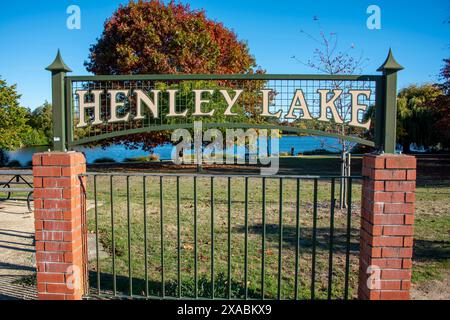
left=79, top=173, right=362, bottom=300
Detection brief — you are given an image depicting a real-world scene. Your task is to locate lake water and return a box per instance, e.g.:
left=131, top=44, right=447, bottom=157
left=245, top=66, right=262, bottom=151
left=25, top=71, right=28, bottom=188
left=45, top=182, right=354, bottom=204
left=6, top=136, right=343, bottom=166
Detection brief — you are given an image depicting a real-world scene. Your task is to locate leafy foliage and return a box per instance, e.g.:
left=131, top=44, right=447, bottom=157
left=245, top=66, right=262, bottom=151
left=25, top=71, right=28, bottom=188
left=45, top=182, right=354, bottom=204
left=29, top=101, right=53, bottom=145
left=85, top=0, right=257, bottom=75
left=439, top=58, right=450, bottom=94
left=0, top=77, right=35, bottom=150
left=433, top=59, right=450, bottom=148
left=397, top=84, right=447, bottom=152
left=0, top=77, right=52, bottom=153
left=84, top=0, right=261, bottom=150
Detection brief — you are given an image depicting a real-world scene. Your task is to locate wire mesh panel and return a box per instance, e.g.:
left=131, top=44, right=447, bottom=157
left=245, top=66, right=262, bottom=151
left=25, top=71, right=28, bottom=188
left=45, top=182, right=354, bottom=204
left=66, top=75, right=379, bottom=148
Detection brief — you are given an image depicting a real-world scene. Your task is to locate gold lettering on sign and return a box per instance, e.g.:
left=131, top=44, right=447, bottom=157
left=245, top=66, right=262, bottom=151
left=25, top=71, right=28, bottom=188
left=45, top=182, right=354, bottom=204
left=76, top=90, right=103, bottom=128
left=285, top=89, right=313, bottom=120
left=73, top=88, right=373, bottom=129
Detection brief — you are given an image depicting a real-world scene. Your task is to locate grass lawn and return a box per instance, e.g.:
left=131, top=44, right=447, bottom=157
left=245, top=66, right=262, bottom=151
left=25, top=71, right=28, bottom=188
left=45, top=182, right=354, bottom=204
left=412, top=184, right=450, bottom=284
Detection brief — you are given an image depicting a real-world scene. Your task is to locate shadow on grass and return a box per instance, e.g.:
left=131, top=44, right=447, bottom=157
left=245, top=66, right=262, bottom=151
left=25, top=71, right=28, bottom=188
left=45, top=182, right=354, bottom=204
left=416, top=180, right=450, bottom=188
left=234, top=224, right=360, bottom=254
left=87, top=271, right=263, bottom=300
left=413, top=239, right=450, bottom=262
left=237, top=224, right=449, bottom=263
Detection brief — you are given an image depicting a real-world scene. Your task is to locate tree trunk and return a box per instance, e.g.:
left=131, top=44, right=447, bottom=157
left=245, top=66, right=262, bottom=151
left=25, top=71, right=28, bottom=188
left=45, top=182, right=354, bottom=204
left=339, top=151, right=346, bottom=209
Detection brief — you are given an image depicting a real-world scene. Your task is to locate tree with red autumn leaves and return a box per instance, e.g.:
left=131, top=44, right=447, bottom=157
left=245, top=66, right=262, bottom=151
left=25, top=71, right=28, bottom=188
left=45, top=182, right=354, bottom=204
left=84, top=0, right=261, bottom=151
left=85, top=0, right=258, bottom=75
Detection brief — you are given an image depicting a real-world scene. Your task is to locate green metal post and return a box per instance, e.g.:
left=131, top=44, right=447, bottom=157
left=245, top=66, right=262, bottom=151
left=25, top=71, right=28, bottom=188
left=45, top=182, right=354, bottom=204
left=377, top=49, right=404, bottom=153
left=46, top=50, right=72, bottom=151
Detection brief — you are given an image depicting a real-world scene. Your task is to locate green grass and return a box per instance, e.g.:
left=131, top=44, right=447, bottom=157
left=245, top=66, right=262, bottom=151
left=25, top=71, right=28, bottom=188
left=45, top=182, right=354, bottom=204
left=411, top=185, right=450, bottom=283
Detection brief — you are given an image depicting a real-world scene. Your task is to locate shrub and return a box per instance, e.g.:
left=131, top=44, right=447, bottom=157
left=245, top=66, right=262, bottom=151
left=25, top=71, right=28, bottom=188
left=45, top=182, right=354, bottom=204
left=124, top=154, right=160, bottom=163
left=93, top=157, right=116, bottom=164
left=6, top=160, right=22, bottom=167
left=303, top=149, right=338, bottom=155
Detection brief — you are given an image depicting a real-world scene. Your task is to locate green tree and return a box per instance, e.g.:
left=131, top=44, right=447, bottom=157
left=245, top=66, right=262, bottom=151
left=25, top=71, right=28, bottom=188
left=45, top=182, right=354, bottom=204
left=0, top=77, right=36, bottom=150
left=29, top=101, right=53, bottom=145
left=433, top=59, right=450, bottom=149
left=440, top=58, right=450, bottom=93
left=397, top=84, right=445, bottom=153
left=84, top=0, right=261, bottom=150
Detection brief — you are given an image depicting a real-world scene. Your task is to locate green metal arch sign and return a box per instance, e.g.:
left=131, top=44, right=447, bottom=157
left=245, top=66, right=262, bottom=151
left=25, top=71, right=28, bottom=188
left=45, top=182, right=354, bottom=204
left=46, top=50, right=403, bottom=153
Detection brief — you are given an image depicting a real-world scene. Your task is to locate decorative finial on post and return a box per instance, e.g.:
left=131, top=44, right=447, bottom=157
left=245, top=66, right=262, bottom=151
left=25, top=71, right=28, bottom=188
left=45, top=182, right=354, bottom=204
left=375, top=49, right=404, bottom=154
left=47, top=50, right=72, bottom=152
left=46, top=49, right=73, bottom=73
left=377, top=48, right=404, bottom=73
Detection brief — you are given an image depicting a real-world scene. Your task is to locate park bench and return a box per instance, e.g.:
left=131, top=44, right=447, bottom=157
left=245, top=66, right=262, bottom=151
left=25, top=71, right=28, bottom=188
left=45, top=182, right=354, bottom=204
left=0, top=170, right=34, bottom=212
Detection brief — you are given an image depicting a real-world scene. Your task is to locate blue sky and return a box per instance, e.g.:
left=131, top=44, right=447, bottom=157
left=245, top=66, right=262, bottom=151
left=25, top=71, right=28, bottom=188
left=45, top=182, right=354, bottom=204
left=0, top=0, right=448, bottom=109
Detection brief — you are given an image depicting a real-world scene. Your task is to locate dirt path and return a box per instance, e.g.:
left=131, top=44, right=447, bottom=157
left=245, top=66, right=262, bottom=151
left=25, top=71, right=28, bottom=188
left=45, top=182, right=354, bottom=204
left=0, top=199, right=106, bottom=300
left=0, top=200, right=36, bottom=300
left=411, top=271, right=450, bottom=300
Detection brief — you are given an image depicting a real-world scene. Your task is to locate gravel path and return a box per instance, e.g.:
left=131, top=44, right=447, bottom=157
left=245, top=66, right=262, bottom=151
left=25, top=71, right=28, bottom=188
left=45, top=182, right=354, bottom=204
left=0, top=200, right=37, bottom=300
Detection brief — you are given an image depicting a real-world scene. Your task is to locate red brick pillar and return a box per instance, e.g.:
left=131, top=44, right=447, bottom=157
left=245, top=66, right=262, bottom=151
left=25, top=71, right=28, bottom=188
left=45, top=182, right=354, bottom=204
left=32, top=152, right=87, bottom=300
left=359, top=154, right=416, bottom=300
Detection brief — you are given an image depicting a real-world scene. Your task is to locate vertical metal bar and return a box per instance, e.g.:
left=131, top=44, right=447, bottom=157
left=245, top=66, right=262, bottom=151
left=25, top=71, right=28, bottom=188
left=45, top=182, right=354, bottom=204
left=94, top=175, right=100, bottom=295
left=110, top=176, right=116, bottom=296
left=78, top=176, right=89, bottom=296
left=294, top=178, right=300, bottom=300
left=311, top=179, right=318, bottom=300
left=244, top=177, right=249, bottom=300
left=126, top=176, right=132, bottom=297
left=194, top=176, right=198, bottom=299
left=344, top=178, right=353, bottom=300
left=210, top=177, right=215, bottom=299
left=277, top=178, right=283, bottom=300
left=160, top=176, right=165, bottom=298
left=46, top=53, right=70, bottom=151
left=381, top=68, right=402, bottom=153
left=327, top=178, right=336, bottom=300
left=339, top=154, right=345, bottom=209
left=143, top=176, right=149, bottom=297
left=261, top=177, right=266, bottom=300
left=227, top=177, right=232, bottom=299
left=177, top=177, right=181, bottom=299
